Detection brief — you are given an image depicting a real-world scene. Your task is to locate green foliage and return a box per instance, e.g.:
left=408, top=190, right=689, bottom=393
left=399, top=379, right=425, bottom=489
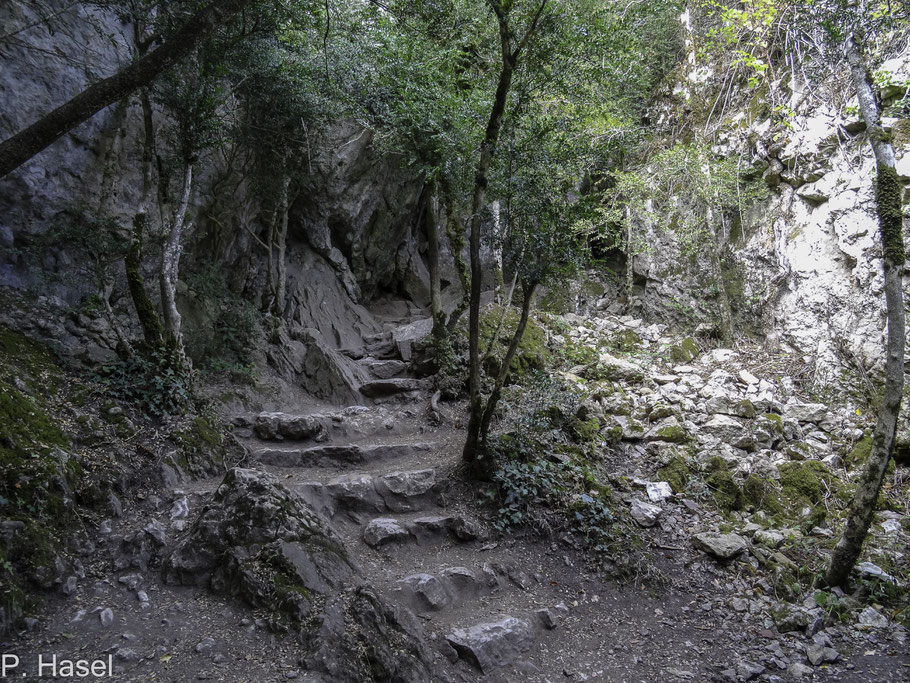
left=96, top=346, right=196, bottom=417
left=185, top=267, right=261, bottom=373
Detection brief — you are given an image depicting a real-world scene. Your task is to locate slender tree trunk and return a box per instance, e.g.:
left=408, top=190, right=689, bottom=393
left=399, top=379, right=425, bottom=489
left=272, top=175, right=291, bottom=317
left=824, top=34, right=905, bottom=588
left=478, top=279, right=538, bottom=448
left=0, top=0, right=256, bottom=178
left=160, top=163, right=193, bottom=350
left=427, top=190, right=445, bottom=341
left=445, top=211, right=471, bottom=333
left=126, top=212, right=164, bottom=347
left=464, top=16, right=519, bottom=465
left=463, top=0, right=547, bottom=467
left=624, top=208, right=634, bottom=297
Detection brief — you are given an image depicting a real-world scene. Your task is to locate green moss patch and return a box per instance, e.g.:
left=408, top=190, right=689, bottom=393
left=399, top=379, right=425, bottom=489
left=480, top=306, right=549, bottom=379
left=612, top=329, right=642, bottom=352
left=669, top=337, right=699, bottom=362
left=705, top=457, right=742, bottom=512
left=657, top=456, right=691, bottom=493
left=778, top=461, right=832, bottom=505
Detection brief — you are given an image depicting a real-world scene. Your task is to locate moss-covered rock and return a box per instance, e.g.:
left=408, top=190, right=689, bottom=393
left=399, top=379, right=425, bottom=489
left=778, top=461, right=836, bottom=510
left=657, top=456, right=691, bottom=493
left=735, top=399, right=757, bottom=419
left=742, top=474, right=783, bottom=514
left=669, top=337, right=700, bottom=363
left=655, top=423, right=691, bottom=444
left=844, top=435, right=873, bottom=470
left=479, top=306, right=549, bottom=379
left=649, top=403, right=677, bottom=421
left=705, top=457, right=742, bottom=512
left=570, top=418, right=602, bottom=444
left=612, top=329, right=642, bottom=352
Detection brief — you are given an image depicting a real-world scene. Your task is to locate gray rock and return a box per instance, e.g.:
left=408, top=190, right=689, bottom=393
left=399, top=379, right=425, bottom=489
left=61, top=576, right=78, bottom=595
left=359, top=377, right=431, bottom=397
left=99, top=608, right=114, bottom=627
left=773, top=604, right=812, bottom=633
left=806, top=643, right=839, bottom=666
left=592, top=353, right=644, bottom=382
left=446, top=617, right=534, bottom=673
left=737, top=661, right=765, bottom=680
left=375, top=469, right=437, bottom=512
left=784, top=402, right=828, bottom=424
left=857, top=606, right=888, bottom=628
left=363, top=518, right=411, bottom=547
left=195, top=637, right=215, bottom=653
left=691, top=532, right=747, bottom=559
left=143, top=520, right=166, bottom=545
left=753, top=529, right=784, bottom=548
left=254, top=412, right=325, bottom=441
left=361, top=358, right=408, bottom=379
left=393, top=573, right=450, bottom=612
left=162, top=468, right=431, bottom=680
left=702, top=415, right=752, bottom=448
left=630, top=499, right=663, bottom=527
left=535, top=608, right=559, bottom=630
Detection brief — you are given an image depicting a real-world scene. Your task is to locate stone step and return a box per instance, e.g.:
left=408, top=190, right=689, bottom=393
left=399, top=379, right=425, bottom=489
left=253, top=442, right=436, bottom=468
left=292, top=468, right=440, bottom=520
left=235, top=406, right=419, bottom=443
left=389, top=561, right=541, bottom=615
left=361, top=513, right=486, bottom=549
left=359, top=378, right=432, bottom=398
left=357, top=357, right=409, bottom=380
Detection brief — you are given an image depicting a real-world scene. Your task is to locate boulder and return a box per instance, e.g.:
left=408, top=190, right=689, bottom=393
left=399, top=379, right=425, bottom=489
left=702, top=415, right=753, bottom=449
left=691, top=532, right=747, bottom=559
left=630, top=499, right=663, bottom=527
left=446, top=617, right=534, bottom=673
left=363, top=518, right=412, bottom=547
left=784, top=402, right=828, bottom=424
left=254, top=412, right=325, bottom=441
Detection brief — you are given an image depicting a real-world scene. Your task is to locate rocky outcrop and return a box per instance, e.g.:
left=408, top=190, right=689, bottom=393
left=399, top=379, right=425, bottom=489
left=163, top=468, right=432, bottom=682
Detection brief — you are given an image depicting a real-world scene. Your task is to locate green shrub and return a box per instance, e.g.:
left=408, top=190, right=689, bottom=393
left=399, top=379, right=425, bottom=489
left=97, top=346, right=196, bottom=417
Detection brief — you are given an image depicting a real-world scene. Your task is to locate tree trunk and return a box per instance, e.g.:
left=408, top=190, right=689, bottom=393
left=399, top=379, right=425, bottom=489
left=478, top=279, right=539, bottom=449
left=427, top=190, right=446, bottom=343
left=463, top=47, right=517, bottom=464
left=463, top=0, right=547, bottom=466
left=624, top=207, right=634, bottom=297
left=0, top=0, right=255, bottom=178
left=272, top=175, right=291, bottom=317
left=160, top=163, right=193, bottom=350
left=125, top=212, right=164, bottom=347
left=824, top=34, right=905, bottom=588
left=464, top=5, right=521, bottom=464
left=444, top=210, right=470, bottom=333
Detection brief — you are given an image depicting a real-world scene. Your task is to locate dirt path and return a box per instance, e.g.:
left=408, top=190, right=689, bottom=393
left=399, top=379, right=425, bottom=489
left=4, top=404, right=909, bottom=682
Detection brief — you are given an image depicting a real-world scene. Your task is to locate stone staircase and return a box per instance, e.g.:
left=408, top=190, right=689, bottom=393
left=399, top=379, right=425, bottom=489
left=234, top=402, right=567, bottom=679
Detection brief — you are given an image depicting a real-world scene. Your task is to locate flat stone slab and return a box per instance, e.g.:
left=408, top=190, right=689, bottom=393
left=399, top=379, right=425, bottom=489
left=254, top=442, right=434, bottom=467
left=446, top=617, right=534, bottom=673
left=692, top=532, right=747, bottom=559
left=363, top=518, right=411, bottom=547
left=360, top=378, right=432, bottom=397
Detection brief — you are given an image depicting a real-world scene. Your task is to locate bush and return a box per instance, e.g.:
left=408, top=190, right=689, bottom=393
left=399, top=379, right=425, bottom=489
left=97, top=346, right=196, bottom=417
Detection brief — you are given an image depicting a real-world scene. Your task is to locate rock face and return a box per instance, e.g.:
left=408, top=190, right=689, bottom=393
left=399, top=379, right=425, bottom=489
left=163, top=468, right=432, bottom=681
